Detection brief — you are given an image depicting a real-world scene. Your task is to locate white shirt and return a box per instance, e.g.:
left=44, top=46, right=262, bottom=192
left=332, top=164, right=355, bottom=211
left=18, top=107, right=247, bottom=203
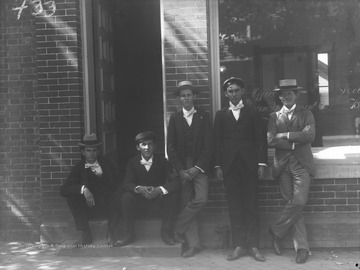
left=229, top=100, right=244, bottom=121
left=183, top=107, right=197, bottom=126
left=281, top=104, right=296, bottom=120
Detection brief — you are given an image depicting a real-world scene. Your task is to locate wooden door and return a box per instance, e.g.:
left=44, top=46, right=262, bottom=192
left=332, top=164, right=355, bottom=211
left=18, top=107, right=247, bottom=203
left=92, top=0, right=117, bottom=161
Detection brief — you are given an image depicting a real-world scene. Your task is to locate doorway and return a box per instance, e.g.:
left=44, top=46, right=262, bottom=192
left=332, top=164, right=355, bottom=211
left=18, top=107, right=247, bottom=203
left=112, top=0, right=164, bottom=175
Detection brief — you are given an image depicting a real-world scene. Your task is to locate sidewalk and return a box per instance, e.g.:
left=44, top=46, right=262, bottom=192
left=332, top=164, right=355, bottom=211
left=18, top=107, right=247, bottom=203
left=0, top=241, right=359, bottom=270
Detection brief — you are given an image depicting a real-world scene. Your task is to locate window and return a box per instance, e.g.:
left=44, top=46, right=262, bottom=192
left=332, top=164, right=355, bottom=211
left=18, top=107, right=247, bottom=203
left=212, top=0, right=360, bottom=148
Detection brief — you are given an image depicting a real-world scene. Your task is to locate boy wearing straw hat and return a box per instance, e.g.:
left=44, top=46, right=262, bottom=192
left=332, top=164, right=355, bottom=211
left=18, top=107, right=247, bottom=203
left=267, top=79, right=315, bottom=264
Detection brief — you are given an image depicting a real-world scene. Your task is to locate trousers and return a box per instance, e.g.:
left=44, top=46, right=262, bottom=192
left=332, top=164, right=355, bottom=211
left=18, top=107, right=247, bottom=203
left=271, top=155, right=311, bottom=251
left=224, top=153, right=260, bottom=248
left=66, top=188, right=123, bottom=233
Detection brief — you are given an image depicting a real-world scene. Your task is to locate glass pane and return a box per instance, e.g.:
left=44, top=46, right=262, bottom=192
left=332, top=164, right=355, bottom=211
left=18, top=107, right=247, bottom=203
left=218, top=0, right=360, bottom=147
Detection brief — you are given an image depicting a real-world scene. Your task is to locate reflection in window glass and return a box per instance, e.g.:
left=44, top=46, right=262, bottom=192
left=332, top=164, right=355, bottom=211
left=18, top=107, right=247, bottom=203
left=218, top=0, right=360, bottom=147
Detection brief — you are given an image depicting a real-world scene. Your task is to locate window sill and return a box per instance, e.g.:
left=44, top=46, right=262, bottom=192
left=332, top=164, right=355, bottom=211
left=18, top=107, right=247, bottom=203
left=267, top=146, right=360, bottom=179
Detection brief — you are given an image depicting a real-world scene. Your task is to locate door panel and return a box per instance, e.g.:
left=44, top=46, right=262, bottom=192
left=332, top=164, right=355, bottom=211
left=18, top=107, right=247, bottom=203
left=92, top=0, right=117, bottom=161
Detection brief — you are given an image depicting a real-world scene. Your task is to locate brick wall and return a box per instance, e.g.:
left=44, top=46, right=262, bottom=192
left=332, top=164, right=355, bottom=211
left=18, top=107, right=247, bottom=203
left=0, top=0, right=41, bottom=241
left=36, top=0, right=84, bottom=221
left=0, top=0, right=84, bottom=240
left=162, top=0, right=211, bottom=123
left=204, top=178, right=360, bottom=216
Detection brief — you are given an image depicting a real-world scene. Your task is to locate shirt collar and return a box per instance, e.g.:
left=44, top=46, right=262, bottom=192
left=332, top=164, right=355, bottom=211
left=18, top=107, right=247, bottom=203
left=281, top=104, right=296, bottom=113
left=140, top=155, right=153, bottom=163
left=182, top=106, right=196, bottom=116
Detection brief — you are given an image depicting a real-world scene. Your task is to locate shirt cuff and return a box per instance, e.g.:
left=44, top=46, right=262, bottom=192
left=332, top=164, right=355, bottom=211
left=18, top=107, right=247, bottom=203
left=214, top=165, right=220, bottom=168
left=292, top=142, right=295, bottom=150
left=194, top=165, right=204, bottom=173
left=81, top=185, right=85, bottom=194
left=134, top=186, right=140, bottom=193
left=258, top=163, right=267, bottom=167
left=159, top=186, right=168, bottom=195
left=287, top=132, right=290, bottom=139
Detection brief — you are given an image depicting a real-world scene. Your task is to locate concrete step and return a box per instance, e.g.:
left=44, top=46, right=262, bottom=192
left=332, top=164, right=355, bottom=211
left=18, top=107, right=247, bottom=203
left=43, top=219, right=182, bottom=257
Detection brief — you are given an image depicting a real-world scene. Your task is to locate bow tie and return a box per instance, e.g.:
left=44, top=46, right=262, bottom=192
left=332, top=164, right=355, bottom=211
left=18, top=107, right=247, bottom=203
left=140, top=160, right=152, bottom=166
left=284, top=109, right=294, bottom=115
left=85, top=161, right=103, bottom=176
left=229, top=103, right=244, bottom=111
left=183, top=108, right=197, bottom=118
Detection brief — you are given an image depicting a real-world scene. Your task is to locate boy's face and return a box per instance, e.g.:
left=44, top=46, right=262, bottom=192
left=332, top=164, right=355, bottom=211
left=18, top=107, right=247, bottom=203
left=82, top=146, right=99, bottom=163
left=137, top=139, right=156, bottom=160
left=224, top=83, right=245, bottom=105
left=278, top=90, right=297, bottom=108
left=178, top=88, right=195, bottom=111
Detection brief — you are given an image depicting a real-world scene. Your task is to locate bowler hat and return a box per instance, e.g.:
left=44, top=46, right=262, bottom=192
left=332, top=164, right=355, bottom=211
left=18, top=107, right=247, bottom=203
left=173, top=80, right=198, bottom=96
left=274, top=79, right=303, bottom=92
left=135, top=131, right=156, bottom=144
left=222, top=77, right=244, bottom=91
left=78, top=133, right=102, bottom=147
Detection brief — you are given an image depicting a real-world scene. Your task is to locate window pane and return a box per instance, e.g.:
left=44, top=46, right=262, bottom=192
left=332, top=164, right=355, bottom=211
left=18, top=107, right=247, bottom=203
left=218, top=0, right=360, bottom=147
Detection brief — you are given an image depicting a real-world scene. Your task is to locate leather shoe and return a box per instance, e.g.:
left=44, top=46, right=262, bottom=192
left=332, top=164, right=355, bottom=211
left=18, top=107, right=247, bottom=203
left=106, top=229, right=116, bottom=245
left=182, top=247, right=201, bottom=258
left=248, top=247, right=266, bottom=262
left=113, top=234, right=135, bottom=247
left=161, top=229, right=175, bottom=245
left=296, top=249, right=309, bottom=264
left=174, top=231, right=186, bottom=244
left=75, top=230, right=93, bottom=247
left=269, top=228, right=282, bottom=255
left=226, top=246, right=247, bottom=261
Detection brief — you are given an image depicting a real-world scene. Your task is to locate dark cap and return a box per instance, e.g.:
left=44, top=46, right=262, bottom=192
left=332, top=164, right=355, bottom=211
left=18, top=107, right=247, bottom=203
left=135, top=131, right=156, bottom=144
left=78, top=133, right=102, bottom=147
left=274, top=79, right=303, bottom=92
left=173, top=80, right=199, bottom=96
left=222, top=77, right=244, bottom=91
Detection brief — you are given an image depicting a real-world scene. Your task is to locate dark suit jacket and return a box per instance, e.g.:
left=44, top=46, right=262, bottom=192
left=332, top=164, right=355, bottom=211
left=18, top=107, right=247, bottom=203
left=214, top=104, right=268, bottom=176
left=267, top=106, right=315, bottom=177
left=167, top=107, right=213, bottom=174
left=123, top=154, right=180, bottom=193
left=60, top=156, right=120, bottom=197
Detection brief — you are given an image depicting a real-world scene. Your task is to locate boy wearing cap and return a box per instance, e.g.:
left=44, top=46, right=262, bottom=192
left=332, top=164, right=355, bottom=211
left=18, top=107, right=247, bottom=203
left=214, top=77, right=267, bottom=262
left=167, top=80, right=213, bottom=258
left=116, top=131, right=181, bottom=247
left=267, top=79, right=315, bottom=264
left=60, top=133, right=123, bottom=246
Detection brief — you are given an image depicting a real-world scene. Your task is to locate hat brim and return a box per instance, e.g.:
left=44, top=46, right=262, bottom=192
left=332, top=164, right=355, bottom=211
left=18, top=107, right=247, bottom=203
left=78, top=142, right=102, bottom=147
left=273, top=86, right=303, bottom=92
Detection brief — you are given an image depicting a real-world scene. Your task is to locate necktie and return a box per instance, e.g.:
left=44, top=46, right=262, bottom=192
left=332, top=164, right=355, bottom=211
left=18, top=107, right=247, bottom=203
left=284, top=109, right=294, bottom=119
left=85, top=161, right=103, bottom=176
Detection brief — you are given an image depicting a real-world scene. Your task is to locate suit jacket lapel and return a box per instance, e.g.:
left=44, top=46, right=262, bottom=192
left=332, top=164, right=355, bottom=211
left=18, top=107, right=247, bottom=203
left=289, top=107, right=299, bottom=124
left=136, top=155, right=149, bottom=173
left=192, top=110, right=201, bottom=136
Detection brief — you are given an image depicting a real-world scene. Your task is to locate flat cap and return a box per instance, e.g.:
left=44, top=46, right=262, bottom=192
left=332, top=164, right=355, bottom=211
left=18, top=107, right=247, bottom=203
left=135, top=131, right=156, bottom=144
left=222, top=77, right=244, bottom=91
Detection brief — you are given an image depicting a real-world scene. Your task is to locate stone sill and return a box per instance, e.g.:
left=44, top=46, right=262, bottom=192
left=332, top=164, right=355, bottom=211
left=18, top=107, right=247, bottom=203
left=209, top=147, right=360, bottom=181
